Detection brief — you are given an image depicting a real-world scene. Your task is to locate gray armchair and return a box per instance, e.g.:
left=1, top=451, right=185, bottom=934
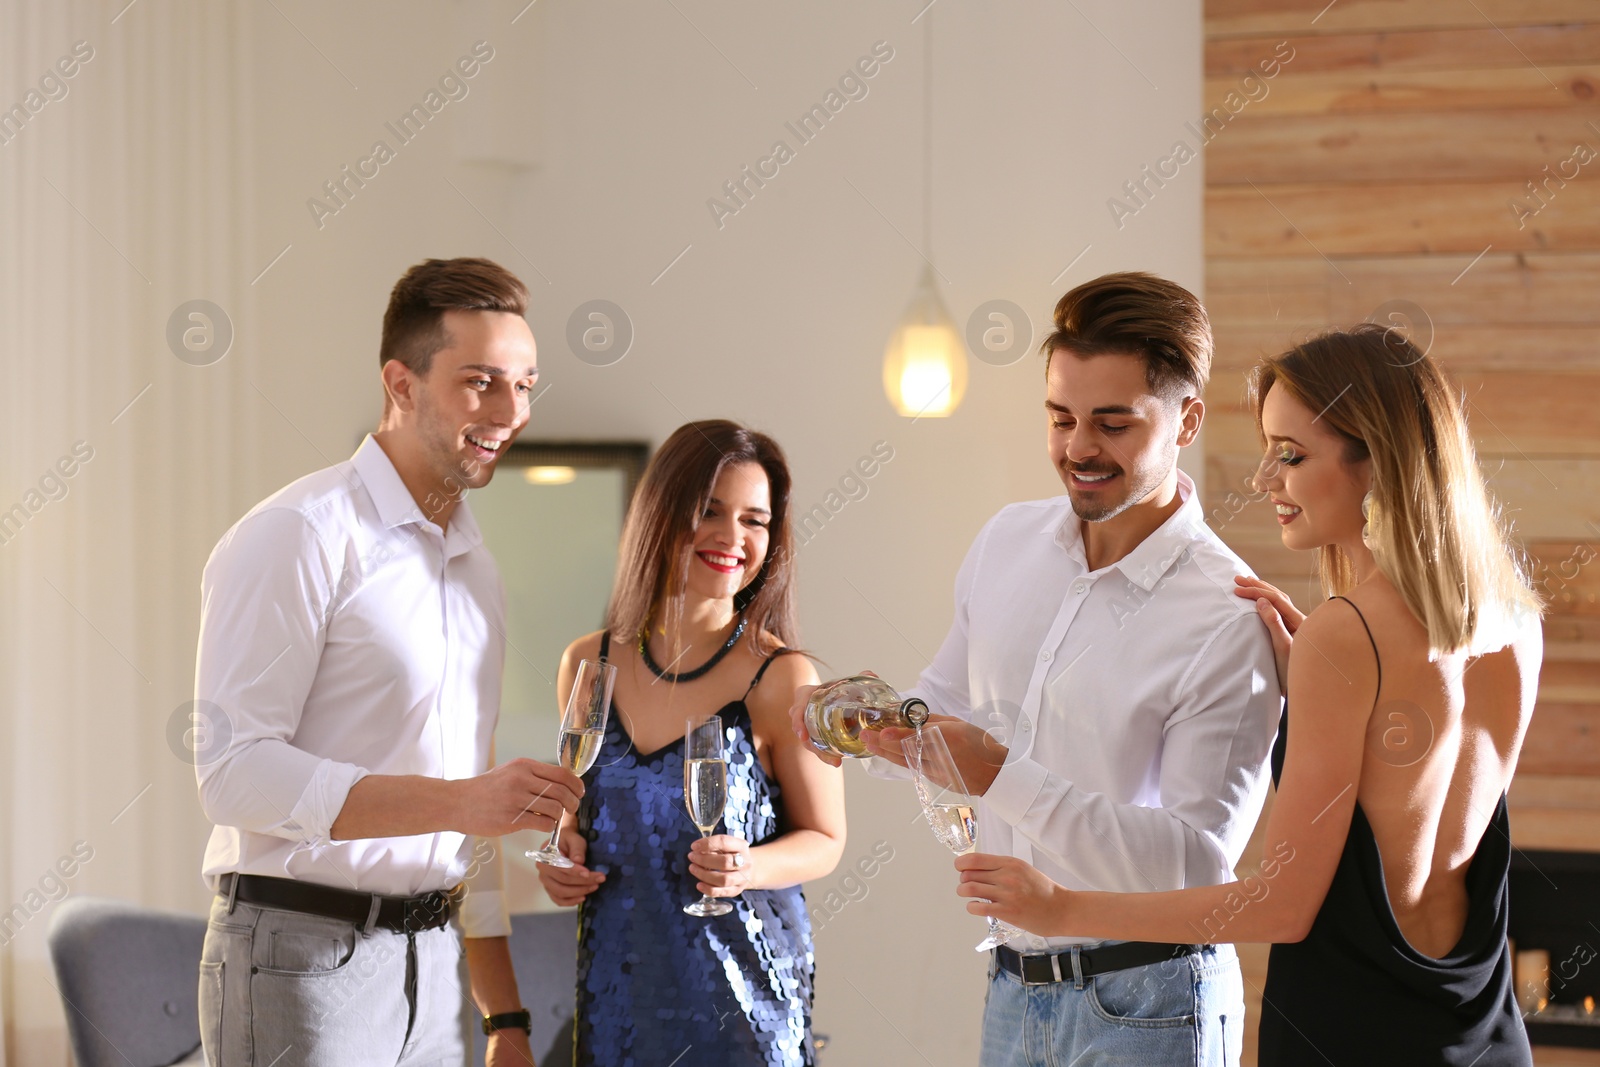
left=47, top=897, right=208, bottom=1067
left=47, top=896, right=577, bottom=1067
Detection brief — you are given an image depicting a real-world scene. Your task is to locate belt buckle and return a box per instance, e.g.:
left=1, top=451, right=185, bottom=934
left=399, top=891, right=448, bottom=933
left=399, top=896, right=427, bottom=934
left=1020, top=952, right=1065, bottom=986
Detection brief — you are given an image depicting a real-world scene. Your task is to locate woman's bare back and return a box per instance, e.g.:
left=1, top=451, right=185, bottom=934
left=1344, top=580, right=1542, bottom=958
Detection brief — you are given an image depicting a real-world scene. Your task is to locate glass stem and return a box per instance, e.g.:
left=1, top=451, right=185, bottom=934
left=699, top=828, right=714, bottom=901
left=542, top=823, right=562, bottom=855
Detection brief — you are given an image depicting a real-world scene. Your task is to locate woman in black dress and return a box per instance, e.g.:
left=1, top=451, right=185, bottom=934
left=956, top=325, right=1544, bottom=1065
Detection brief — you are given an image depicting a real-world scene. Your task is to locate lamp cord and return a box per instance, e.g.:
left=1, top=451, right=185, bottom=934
left=922, top=12, right=933, bottom=261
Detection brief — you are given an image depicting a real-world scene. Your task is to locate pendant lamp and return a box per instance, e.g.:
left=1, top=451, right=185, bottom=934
left=881, top=11, right=965, bottom=418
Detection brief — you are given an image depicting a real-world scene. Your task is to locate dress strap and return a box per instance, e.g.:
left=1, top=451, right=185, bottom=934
left=1328, top=595, right=1381, bottom=699
left=744, top=648, right=794, bottom=697
left=598, top=630, right=611, bottom=664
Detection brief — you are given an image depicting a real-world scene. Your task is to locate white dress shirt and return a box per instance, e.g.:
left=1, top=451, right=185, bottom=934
left=195, top=435, right=509, bottom=937
left=893, top=470, right=1281, bottom=948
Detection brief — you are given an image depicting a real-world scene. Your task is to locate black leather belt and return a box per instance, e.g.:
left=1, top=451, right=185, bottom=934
left=996, top=941, right=1207, bottom=984
left=220, top=873, right=456, bottom=934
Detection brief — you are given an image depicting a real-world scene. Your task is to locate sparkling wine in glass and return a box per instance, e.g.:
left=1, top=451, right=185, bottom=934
left=903, top=724, right=1022, bottom=952
left=529, top=658, right=616, bottom=867
left=683, top=717, right=733, bottom=917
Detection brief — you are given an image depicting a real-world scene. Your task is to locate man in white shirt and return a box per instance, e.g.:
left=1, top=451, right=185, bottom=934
left=795, top=272, right=1280, bottom=1067
left=193, top=257, right=582, bottom=1066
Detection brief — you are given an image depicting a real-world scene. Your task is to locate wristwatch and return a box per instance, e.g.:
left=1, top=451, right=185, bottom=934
left=482, top=1009, right=533, bottom=1036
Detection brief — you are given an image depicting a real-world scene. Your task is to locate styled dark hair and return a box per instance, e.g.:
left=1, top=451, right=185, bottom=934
left=1039, top=271, right=1212, bottom=403
left=606, top=420, right=800, bottom=655
left=1249, top=324, right=1541, bottom=653
left=379, top=257, right=529, bottom=382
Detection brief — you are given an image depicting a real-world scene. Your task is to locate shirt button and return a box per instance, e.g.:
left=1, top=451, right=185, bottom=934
left=1040, top=650, right=1053, bottom=662
left=1073, top=582, right=1087, bottom=594
left=1020, top=720, right=1033, bottom=733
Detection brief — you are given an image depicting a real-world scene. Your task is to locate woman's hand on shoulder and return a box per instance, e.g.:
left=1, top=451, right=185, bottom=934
left=1235, top=576, right=1304, bottom=694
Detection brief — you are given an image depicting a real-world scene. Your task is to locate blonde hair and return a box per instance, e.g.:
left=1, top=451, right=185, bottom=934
left=1249, top=324, right=1542, bottom=654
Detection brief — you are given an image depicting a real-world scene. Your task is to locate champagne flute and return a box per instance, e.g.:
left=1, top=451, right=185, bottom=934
left=528, top=658, right=616, bottom=866
left=682, top=717, right=733, bottom=917
left=903, top=724, right=1022, bottom=952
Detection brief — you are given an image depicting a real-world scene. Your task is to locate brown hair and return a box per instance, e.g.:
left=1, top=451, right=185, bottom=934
left=1249, top=324, right=1542, bottom=653
left=606, top=420, right=801, bottom=656
left=379, top=257, right=529, bottom=384
left=1039, top=271, right=1212, bottom=403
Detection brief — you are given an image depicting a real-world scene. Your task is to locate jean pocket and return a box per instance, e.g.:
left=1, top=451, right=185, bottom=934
left=1086, top=965, right=1197, bottom=1028
left=263, top=926, right=357, bottom=975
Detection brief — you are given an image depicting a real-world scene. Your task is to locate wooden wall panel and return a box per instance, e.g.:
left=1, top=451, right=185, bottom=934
left=1207, top=110, right=1600, bottom=182
left=1207, top=180, right=1600, bottom=256
left=1209, top=251, right=1600, bottom=326
left=1214, top=322, right=1600, bottom=373
left=1487, top=464, right=1600, bottom=543
left=1208, top=0, right=1598, bottom=38
left=1457, top=372, right=1600, bottom=455
left=1207, top=67, right=1600, bottom=116
left=1208, top=25, right=1600, bottom=76
left=1204, top=7, right=1600, bottom=1060
left=1520, top=702, right=1600, bottom=776
left=1545, top=614, right=1600, bottom=659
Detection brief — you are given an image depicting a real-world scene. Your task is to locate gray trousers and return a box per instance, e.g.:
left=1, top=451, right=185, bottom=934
left=198, top=891, right=472, bottom=1066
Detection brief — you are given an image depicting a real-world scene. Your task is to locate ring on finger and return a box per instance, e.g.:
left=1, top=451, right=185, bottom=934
left=733, top=853, right=745, bottom=869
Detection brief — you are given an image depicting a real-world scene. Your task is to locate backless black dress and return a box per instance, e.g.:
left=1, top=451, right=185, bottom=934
left=1257, top=596, right=1532, bottom=1066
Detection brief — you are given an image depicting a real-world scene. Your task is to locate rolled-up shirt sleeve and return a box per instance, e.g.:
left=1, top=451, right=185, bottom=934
left=194, top=507, right=369, bottom=848
left=458, top=835, right=512, bottom=938
left=985, top=611, right=1280, bottom=891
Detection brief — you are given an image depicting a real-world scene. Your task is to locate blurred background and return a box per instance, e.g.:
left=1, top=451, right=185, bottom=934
left=1, top=1, right=1596, bottom=1064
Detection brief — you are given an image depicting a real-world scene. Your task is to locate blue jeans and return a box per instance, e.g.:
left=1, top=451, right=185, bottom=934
left=980, top=943, right=1244, bottom=1067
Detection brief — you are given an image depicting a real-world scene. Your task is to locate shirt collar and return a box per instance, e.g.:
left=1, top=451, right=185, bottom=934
left=350, top=435, right=487, bottom=557
left=351, top=435, right=429, bottom=530
left=1049, top=468, right=1207, bottom=592
left=444, top=496, right=484, bottom=556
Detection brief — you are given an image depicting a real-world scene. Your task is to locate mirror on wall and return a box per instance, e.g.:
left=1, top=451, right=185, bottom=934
left=473, top=440, right=648, bottom=754
left=470, top=441, right=652, bottom=767
left=469, top=440, right=649, bottom=906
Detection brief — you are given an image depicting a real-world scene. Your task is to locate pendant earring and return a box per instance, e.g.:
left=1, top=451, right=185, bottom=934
left=1361, top=491, right=1376, bottom=550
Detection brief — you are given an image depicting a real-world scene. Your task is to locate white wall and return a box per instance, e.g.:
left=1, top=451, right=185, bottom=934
left=0, top=1, right=1201, bottom=1062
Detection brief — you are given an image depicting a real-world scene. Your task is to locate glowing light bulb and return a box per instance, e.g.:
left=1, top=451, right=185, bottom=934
left=882, top=264, right=967, bottom=418
left=523, top=465, right=577, bottom=485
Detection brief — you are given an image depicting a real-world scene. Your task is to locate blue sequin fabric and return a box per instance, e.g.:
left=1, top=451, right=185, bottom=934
left=573, top=639, right=815, bottom=1067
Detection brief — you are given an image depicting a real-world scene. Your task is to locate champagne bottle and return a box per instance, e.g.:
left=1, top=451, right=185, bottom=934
left=803, top=676, right=930, bottom=759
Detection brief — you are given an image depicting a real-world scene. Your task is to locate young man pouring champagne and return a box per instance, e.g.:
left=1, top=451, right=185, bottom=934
left=792, top=273, right=1281, bottom=1067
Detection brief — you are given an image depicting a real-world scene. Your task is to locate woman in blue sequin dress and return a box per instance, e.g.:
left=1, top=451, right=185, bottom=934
left=538, top=420, right=845, bottom=1067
